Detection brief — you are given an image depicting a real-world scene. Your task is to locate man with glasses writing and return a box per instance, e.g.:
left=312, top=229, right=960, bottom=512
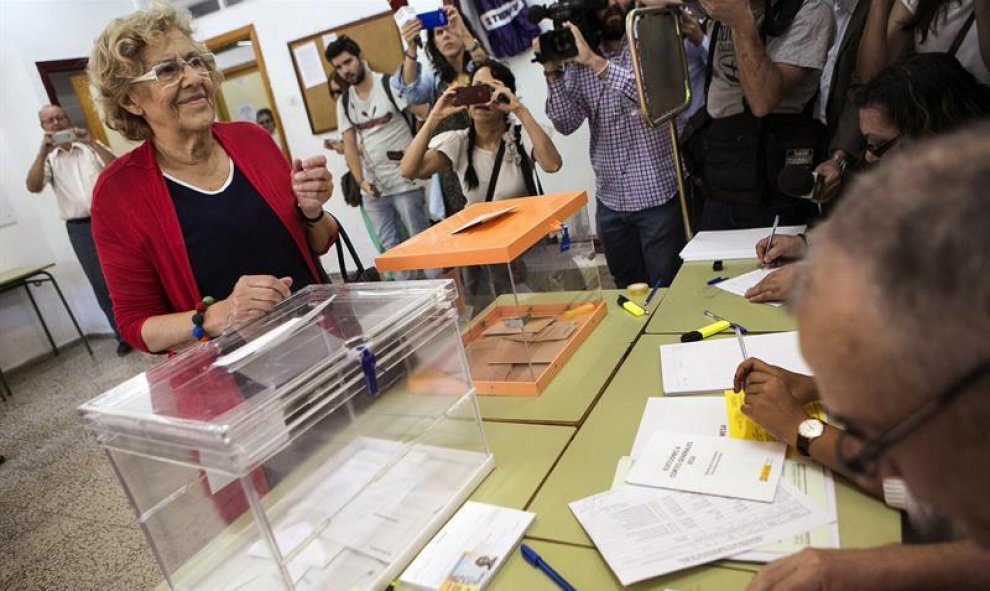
left=732, top=127, right=990, bottom=590
left=24, top=105, right=129, bottom=355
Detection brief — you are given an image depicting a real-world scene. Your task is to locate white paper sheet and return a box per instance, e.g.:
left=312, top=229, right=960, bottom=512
left=630, top=397, right=727, bottom=458
left=731, top=458, right=840, bottom=562
left=659, top=331, right=812, bottom=395
left=247, top=522, right=336, bottom=584
left=679, top=226, right=806, bottom=261
left=400, top=502, right=534, bottom=590
left=294, top=43, right=328, bottom=90
left=625, top=431, right=786, bottom=502
left=569, top=481, right=833, bottom=585
left=450, top=207, right=516, bottom=234
left=714, top=268, right=784, bottom=307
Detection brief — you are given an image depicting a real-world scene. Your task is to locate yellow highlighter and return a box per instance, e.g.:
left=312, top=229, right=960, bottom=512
left=680, top=320, right=731, bottom=342
left=617, top=295, right=646, bottom=317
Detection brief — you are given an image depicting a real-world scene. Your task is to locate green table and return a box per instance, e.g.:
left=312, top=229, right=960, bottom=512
left=470, top=422, right=574, bottom=509
left=478, top=289, right=665, bottom=426
left=526, top=335, right=901, bottom=561
left=647, top=260, right=795, bottom=334
left=489, top=539, right=756, bottom=590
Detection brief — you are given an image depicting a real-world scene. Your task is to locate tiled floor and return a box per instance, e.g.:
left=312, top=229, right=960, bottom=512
left=0, top=337, right=163, bottom=591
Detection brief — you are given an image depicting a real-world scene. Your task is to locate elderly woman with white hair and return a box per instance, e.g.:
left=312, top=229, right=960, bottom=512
left=89, top=4, right=336, bottom=355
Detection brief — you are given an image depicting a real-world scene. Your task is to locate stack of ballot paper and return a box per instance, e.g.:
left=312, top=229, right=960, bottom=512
left=400, top=502, right=534, bottom=591
left=679, top=226, right=805, bottom=261
left=569, top=396, right=839, bottom=585
left=659, top=331, right=812, bottom=395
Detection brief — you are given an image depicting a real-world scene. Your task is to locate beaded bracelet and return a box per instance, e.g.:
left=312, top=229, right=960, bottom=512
left=191, top=296, right=215, bottom=342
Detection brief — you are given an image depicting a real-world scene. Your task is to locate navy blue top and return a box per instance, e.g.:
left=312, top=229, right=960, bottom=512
left=166, top=165, right=315, bottom=301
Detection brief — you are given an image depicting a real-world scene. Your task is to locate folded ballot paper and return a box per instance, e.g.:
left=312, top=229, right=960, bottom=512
left=659, top=331, right=812, bottom=395
left=400, top=502, right=534, bottom=591
left=679, top=226, right=805, bottom=261
left=713, top=268, right=784, bottom=307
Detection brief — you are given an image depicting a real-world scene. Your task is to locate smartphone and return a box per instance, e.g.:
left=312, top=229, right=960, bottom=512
left=452, top=85, right=492, bottom=106
left=386, top=150, right=405, bottom=161
left=418, top=9, right=449, bottom=29
left=51, top=129, right=77, bottom=145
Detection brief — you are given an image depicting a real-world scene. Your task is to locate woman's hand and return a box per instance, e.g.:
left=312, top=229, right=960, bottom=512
left=400, top=17, right=424, bottom=49
left=206, top=275, right=293, bottom=333
left=444, top=5, right=471, bottom=43
left=292, top=155, right=332, bottom=218
left=427, top=88, right=468, bottom=124
left=489, top=81, right=522, bottom=114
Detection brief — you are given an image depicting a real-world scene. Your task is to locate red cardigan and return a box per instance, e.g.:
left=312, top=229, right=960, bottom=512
left=92, top=122, right=334, bottom=352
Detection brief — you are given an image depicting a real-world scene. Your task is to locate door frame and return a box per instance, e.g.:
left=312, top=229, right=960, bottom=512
left=206, top=24, right=290, bottom=160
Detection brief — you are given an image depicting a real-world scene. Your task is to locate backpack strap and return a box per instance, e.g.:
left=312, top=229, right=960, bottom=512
left=485, top=137, right=508, bottom=203
left=514, top=125, right=541, bottom=196
left=340, top=86, right=354, bottom=127
left=381, top=74, right=417, bottom=135
left=949, top=9, right=976, bottom=57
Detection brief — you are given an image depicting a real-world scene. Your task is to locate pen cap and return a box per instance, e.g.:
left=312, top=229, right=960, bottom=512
left=521, top=543, right=540, bottom=566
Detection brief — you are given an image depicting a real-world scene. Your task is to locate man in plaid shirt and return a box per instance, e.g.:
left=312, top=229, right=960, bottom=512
left=540, top=0, right=683, bottom=288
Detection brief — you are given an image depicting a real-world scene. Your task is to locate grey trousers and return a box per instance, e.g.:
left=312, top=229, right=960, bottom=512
left=66, top=218, right=119, bottom=338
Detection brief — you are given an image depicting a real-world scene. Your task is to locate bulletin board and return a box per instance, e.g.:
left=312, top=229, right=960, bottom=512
left=288, top=12, right=405, bottom=135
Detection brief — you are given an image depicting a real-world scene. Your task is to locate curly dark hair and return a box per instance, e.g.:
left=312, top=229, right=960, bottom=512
left=425, top=16, right=484, bottom=87
left=857, top=53, right=990, bottom=139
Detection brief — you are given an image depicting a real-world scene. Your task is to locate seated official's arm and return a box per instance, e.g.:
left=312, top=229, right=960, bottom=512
left=290, top=155, right=337, bottom=255
left=538, top=38, right=591, bottom=136
left=702, top=0, right=828, bottom=117
left=748, top=541, right=990, bottom=591
left=490, top=83, right=563, bottom=173
left=25, top=134, right=54, bottom=193
left=756, top=233, right=808, bottom=265
left=734, top=358, right=884, bottom=498
left=399, top=88, right=462, bottom=180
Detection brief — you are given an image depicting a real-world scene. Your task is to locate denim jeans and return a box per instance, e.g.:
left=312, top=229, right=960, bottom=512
left=363, top=187, right=432, bottom=280
left=596, top=199, right=685, bottom=288
left=66, top=219, right=120, bottom=338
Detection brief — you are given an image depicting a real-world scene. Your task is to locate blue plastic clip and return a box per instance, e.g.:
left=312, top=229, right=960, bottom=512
left=358, top=346, right=379, bottom=396
left=559, top=223, right=570, bottom=253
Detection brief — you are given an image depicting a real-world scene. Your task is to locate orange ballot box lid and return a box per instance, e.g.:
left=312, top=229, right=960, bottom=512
left=376, top=191, right=588, bottom=271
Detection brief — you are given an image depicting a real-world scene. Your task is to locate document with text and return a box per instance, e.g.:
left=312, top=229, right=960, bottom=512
left=570, top=481, right=833, bottom=585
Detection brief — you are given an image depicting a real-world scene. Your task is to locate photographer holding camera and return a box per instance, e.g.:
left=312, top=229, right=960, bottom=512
left=24, top=105, right=130, bottom=356
left=539, top=0, right=684, bottom=289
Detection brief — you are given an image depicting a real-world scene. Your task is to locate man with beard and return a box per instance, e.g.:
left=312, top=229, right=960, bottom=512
left=326, top=36, right=430, bottom=279
left=540, top=0, right=684, bottom=288
left=693, top=0, right=834, bottom=230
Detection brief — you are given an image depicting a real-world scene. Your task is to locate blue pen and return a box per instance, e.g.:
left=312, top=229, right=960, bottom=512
left=521, top=544, right=577, bottom=591
left=644, top=279, right=662, bottom=305
left=707, top=276, right=728, bottom=285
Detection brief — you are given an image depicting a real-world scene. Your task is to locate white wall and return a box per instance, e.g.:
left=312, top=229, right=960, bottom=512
left=0, top=0, right=141, bottom=371
left=0, top=0, right=597, bottom=371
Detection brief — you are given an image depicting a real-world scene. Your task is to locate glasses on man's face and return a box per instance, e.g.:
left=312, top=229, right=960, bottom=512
left=864, top=135, right=900, bottom=159
left=132, top=52, right=216, bottom=85
left=836, top=359, right=990, bottom=476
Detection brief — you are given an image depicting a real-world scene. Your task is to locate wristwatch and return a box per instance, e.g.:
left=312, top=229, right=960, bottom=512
left=796, top=418, right=825, bottom=456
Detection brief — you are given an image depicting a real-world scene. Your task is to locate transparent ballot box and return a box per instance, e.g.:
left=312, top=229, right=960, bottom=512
left=78, top=282, right=494, bottom=591
left=376, top=191, right=605, bottom=396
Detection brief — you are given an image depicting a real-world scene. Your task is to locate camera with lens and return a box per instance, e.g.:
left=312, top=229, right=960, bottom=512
left=528, top=0, right=607, bottom=64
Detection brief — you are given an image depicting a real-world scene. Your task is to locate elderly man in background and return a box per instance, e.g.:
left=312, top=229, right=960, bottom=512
left=24, top=104, right=131, bottom=356
left=744, top=126, right=990, bottom=590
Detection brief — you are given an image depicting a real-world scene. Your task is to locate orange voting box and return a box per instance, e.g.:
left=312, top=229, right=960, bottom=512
left=376, top=191, right=605, bottom=396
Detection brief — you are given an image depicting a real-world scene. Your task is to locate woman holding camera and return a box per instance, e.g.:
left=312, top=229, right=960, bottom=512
left=399, top=61, right=561, bottom=202
left=88, top=4, right=336, bottom=354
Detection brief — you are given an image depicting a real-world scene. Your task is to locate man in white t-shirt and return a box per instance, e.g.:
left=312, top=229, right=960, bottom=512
left=326, top=36, right=431, bottom=280
left=24, top=105, right=130, bottom=356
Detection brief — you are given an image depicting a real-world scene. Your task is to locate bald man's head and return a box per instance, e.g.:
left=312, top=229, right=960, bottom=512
left=39, top=105, right=71, bottom=132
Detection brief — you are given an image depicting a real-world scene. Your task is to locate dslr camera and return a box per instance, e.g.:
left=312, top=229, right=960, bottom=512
left=528, top=0, right=607, bottom=64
